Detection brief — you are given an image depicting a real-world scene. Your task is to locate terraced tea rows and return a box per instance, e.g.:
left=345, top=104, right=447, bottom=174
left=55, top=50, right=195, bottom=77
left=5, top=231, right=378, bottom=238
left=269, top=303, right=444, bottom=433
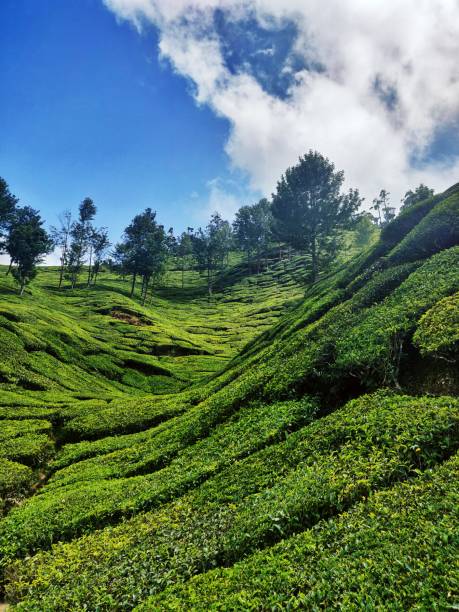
left=0, top=183, right=458, bottom=609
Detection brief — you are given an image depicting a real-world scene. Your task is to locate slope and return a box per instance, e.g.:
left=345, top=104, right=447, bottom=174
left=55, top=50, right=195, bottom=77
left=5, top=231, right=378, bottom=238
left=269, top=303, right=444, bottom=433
left=0, top=183, right=458, bottom=610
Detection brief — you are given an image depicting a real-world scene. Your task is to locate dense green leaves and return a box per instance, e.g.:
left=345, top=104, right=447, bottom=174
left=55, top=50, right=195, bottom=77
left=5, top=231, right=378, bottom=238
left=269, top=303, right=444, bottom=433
left=0, top=182, right=457, bottom=609
left=141, top=453, right=459, bottom=611
left=4, top=393, right=459, bottom=610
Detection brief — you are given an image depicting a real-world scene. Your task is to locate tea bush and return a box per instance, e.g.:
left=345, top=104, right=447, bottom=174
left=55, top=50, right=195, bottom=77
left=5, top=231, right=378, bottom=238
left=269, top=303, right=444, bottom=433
left=3, top=393, right=458, bottom=609
left=0, top=184, right=458, bottom=609
left=140, top=452, right=459, bottom=611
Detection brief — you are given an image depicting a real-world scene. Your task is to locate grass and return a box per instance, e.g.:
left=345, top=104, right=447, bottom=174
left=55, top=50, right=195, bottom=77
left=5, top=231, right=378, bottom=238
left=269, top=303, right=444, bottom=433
left=0, top=182, right=458, bottom=608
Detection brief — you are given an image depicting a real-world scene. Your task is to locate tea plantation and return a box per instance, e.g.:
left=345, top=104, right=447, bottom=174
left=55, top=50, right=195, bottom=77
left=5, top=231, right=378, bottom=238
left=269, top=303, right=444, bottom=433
left=0, top=184, right=458, bottom=610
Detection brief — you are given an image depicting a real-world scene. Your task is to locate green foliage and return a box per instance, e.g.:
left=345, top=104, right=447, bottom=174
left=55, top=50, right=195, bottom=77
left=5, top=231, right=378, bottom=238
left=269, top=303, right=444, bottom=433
left=5, top=206, right=52, bottom=295
left=370, top=188, right=395, bottom=227
left=4, top=393, right=459, bottom=609
left=141, top=452, right=459, bottom=611
left=233, top=199, right=272, bottom=267
left=387, top=188, right=459, bottom=264
left=0, top=176, right=18, bottom=236
left=0, top=419, right=52, bottom=442
left=271, top=150, right=362, bottom=280
left=401, top=182, right=435, bottom=210
left=382, top=182, right=458, bottom=245
left=0, top=399, right=315, bottom=561
left=0, top=182, right=457, bottom=609
left=67, top=197, right=97, bottom=288
left=0, top=459, right=33, bottom=516
left=192, top=213, right=233, bottom=296
left=0, top=434, right=54, bottom=466
left=413, top=292, right=459, bottom=357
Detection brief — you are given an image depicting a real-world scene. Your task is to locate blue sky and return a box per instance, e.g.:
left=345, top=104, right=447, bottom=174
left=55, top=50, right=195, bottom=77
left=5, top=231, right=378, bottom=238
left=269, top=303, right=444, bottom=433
left=1, top=0, right=458, bottom=250
left=0, top=0, right=250, bottom=241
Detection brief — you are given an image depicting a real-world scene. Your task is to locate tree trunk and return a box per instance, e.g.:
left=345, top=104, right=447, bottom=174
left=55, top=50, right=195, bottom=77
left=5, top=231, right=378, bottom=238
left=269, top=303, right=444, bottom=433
left=130, top=272, right=137, bottom=297
left=58, top=241, right=67, bottom=289
left=58, top=257, right=65, bottom=288
left=20, top=280, right=25, bottom=296
left=182, top=260, right=185, bottom=289
left=207, top=266, right=212, bottom=300
left=311, top=237, right=317, bottom=283
left=6, top=260, right=12, bottom=276
left=140, top=276, right=146, bottom=303
left=141, top=277, right=149, bottom=306
left=87, top=246, right=93, bottom=287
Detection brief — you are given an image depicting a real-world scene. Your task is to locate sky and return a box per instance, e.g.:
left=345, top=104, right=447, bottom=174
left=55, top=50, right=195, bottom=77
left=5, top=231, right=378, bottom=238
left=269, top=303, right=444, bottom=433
left=1, top=0, right=459, bottom=258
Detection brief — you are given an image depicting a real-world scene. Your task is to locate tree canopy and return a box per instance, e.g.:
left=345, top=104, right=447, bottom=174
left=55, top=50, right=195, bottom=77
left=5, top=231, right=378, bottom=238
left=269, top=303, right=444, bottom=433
left=233, top=198, right=272, bottom=269
left=401, top=184, right=435, bottom=210
left=271, top=151, right=362, bottom=280
left=192, top=213, right=232, bottom=296
left=4, top=206, right=52, bottom=295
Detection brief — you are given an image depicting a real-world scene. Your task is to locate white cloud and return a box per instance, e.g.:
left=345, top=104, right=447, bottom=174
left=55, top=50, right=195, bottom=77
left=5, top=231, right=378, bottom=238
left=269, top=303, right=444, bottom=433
left=190, top=177, right=248, bottom=224
left=0, top=251, right=61, bottom=266
left=104, top=0, right=459, bottom=208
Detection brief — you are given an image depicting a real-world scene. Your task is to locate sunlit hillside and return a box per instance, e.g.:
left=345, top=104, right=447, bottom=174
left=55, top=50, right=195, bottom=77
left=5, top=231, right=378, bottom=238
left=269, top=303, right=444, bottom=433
left=0, top=184, right=457, bottom=609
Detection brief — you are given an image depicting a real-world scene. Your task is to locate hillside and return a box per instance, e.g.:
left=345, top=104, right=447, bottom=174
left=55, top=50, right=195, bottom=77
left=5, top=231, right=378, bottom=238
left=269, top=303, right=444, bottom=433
left=0, top=184, right=458, bottom=610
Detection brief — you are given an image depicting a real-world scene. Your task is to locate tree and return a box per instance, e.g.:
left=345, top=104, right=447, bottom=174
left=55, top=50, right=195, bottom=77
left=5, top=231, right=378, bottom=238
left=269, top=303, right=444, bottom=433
left=192, top=213, right=232, bottom=297
left=371, top=189, right=395, bottom=227
left=117, top=209, right=168, bottom=304
left=176, top=229, right=194, bottom=288
left=111, top=242, right=130, bottom=281
left=0, top=177, right=18, bottom=237
left=233, top=198, right=272, bottom=271
left=401, top=184, right=434, bottom=210
left=271, top=151, right=362, bottom=281
left=67, top=198, right=96, bottom=288
left=5, top=206, right=52, bottom=296
left=50, top=210, right=72, bottom=289
left=353, top=212, right=379, bottom=249
left=89, top=228, right=110, bottom=286
left=0, top=178, right=19, bottom=270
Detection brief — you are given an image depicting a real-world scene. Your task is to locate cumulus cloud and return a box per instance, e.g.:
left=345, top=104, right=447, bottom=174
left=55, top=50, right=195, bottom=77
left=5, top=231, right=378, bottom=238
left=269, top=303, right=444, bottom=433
left=190, top=177, right=249, bottom=224
left=0, top=252, right=61, bottom=266
left=104, top=0, right=459, bottom=207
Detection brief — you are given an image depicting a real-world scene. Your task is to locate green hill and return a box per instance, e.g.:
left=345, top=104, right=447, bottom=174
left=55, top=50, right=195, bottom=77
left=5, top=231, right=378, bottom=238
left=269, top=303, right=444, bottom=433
left=0, top=184, right=458, bottom=610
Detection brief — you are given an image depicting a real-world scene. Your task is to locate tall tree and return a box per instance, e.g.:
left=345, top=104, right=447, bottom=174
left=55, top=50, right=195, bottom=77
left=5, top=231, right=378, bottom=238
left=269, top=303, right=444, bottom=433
left=5, top=206, right=52, bottom=296
left=371, top=189, right=395, bottom=227
left=401, top=184, right=435, bottom=210
left=67, top=198, right=96, bottom=288
left=0, top=178, right=19, bottom=270
left=0, top=177, right=18, bottom=234
left=353, top=212, right=379, bottom=249
left=192, top=213, right=232, bottom=297
left=89, top=228, right=110, bottom=286
left=117, top=208, right=168, bottom=304
left=50, top=210, right=72, bottom=289
left=271, top=151, right=362, bottom=281
left=177, top=229, right=194, bottom=288
left=111, top=242, right=130, bottom=281
left=233, top=198, right=272, bottom=271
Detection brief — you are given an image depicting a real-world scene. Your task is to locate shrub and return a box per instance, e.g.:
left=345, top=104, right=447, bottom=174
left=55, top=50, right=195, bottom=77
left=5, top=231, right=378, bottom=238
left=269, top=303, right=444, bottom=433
left=4, top=393, right=458, bottom=610
left=0, top=434, right=54, bottom=466
left=386, top=189, right=459, bottom=264
left=140, top=452, right=459, bottom=611
left=413, top=292, right=459, bottom=358
left=0, top=459, right=33, bottom=516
